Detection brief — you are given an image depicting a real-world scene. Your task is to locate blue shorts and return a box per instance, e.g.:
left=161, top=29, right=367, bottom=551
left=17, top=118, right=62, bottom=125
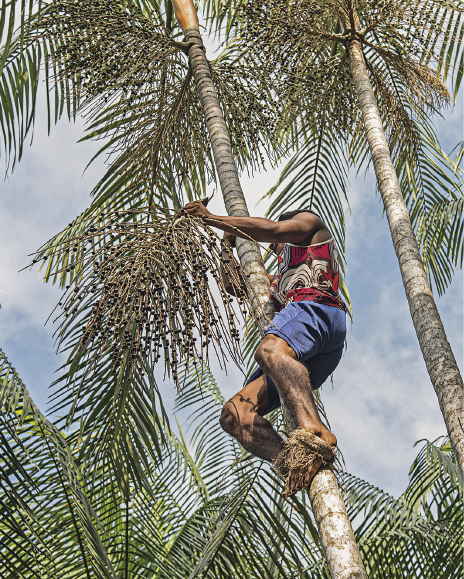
left=246, top=301, right=346, bottom=415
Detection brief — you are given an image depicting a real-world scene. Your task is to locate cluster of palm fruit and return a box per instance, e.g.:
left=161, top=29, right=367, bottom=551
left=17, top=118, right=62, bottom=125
left=30, top=208, right=258, bottom=389
left=32, top=0, right=281, bottom=190
left=235, top=0, right=449, bottom=151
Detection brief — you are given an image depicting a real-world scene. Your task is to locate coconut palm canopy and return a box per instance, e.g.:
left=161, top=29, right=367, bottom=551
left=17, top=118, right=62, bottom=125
left=1, top=349, right=462, bottom=577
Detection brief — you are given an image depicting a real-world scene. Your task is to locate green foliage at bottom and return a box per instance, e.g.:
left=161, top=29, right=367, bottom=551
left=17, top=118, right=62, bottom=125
left=0, top=349, right=462, bottom=578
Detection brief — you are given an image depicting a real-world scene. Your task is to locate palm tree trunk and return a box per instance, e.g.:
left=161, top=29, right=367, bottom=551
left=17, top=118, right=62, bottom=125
left=170, top=2, right=369, bottom=577
left=281, top=403, right=368, bottom=579
left=346, top=38, right=464, bottom=478
left=170, top=0, right=270, bottom=317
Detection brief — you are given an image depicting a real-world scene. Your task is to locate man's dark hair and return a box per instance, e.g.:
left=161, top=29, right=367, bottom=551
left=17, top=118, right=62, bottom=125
left=277, top=208, right=321, bottom=221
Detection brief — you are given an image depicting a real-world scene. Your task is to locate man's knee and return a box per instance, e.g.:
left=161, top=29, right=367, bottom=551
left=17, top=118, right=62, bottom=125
left=255, top=335, right=293, bottom=372
left=219, top=400, right=255, bottom=438
left=255, top=339, right=274, bottom=371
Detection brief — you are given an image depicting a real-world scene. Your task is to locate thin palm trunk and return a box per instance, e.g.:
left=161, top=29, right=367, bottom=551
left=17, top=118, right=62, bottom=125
left=281, top=404, right=368, bottom=579
left=170, top=0, right=270, bottom=318
left=170, top=2, right=368, bottom=577
left=347, top=38, right=464, bottom=479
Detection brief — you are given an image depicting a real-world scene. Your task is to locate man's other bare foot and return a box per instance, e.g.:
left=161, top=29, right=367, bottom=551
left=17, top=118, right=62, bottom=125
left=282, top=455, right=323, bottom=498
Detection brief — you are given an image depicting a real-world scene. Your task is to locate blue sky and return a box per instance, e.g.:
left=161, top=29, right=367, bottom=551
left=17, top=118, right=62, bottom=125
left=0, top=56, right=462, bottom=499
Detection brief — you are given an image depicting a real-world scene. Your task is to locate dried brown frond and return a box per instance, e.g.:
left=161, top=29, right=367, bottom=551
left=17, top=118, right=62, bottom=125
left=28, top=208, right=262, bottom=390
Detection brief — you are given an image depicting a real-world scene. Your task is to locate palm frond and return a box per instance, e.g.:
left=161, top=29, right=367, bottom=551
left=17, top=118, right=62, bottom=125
left=0, top=1, right=176, bottom=175
left=173, top=363, right=240, bottom=500
left=159, top=365, right=462, bottom=579
left=2, top=346, right=461, bottom=577
left=392, top=117, right=464, bottom=294
left=406, top=436, right=463, bottom=511
left=5, top=0, right=279, bottom=203
left=0, top=4, right=50, bottom=173
left=350, top=436, right=462, bottom=577
left=0, top=348, right=115, bottom=578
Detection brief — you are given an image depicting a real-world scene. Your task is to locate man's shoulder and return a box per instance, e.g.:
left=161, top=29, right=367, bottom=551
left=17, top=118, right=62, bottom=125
left=289, top=212, right=329, bottom=239
left=290, top=211, right=324, bottom=228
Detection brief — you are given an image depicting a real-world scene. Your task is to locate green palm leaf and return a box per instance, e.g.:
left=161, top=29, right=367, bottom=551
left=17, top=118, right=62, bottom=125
left=1, top=347, right=461, bottom=576
left=47, top=328, right=170, bottom=502
left=0, top=1, right=168, bottom=174
left=0, top=348, right=116, bottom=578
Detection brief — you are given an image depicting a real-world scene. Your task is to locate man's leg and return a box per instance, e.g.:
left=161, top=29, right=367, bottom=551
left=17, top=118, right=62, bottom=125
left=219, top=334, right=336, bottom=496
left=219, top=374, right=283, bottom=462
left=255, top=334, right=336, bottom=447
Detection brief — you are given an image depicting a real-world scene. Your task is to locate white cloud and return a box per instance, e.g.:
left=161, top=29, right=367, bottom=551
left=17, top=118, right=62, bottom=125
left=0, top=100, right=106, bottom=408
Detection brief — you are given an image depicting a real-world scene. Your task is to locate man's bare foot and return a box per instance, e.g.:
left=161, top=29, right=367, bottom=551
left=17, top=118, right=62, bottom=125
left=306, top=422, right=337, bottom=448
left=282, top=455, right=323, bottom=498
left=276, top=428, right=337, bottom=498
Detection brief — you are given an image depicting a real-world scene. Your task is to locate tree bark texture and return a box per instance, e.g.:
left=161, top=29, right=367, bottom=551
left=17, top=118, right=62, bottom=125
left=280, top=407, right=369, bottom=579
left=347, top=39, right=464, bottom=477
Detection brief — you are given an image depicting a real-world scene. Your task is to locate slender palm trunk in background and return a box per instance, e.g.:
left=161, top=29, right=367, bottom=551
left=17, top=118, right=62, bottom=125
left=347, top=39, right=464, bottom=479
left=170, top=1, right=369, bottom=577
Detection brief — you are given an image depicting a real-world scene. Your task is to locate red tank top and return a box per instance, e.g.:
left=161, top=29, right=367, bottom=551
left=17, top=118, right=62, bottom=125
left=269, top=238, right=347, bottom=312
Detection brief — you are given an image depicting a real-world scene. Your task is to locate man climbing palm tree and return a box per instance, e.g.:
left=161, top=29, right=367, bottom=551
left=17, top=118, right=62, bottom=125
left=183, top=201, right=346, bottom=496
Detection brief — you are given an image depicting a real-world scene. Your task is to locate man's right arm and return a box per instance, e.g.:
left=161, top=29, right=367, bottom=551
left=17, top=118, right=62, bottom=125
left=183, top=200, right=323, bottom=245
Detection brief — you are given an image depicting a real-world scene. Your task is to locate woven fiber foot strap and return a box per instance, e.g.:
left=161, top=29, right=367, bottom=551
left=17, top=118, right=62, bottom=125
left=273, top=428, right=336, bottom=496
